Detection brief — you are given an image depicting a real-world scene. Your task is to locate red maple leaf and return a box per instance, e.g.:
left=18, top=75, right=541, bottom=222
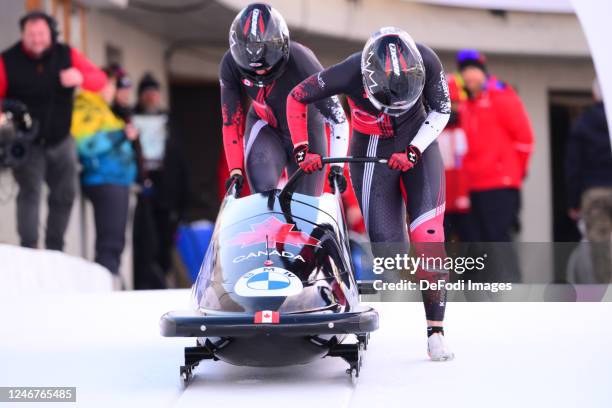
left=228, top=216, right=320, bottom=248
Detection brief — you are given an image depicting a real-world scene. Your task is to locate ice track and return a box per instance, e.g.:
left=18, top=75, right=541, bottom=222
left=0, top=289, right=610, bottom=407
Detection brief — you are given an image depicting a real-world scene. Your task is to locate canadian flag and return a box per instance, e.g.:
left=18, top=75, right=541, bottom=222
left=254, top=310, right=280, bottom=324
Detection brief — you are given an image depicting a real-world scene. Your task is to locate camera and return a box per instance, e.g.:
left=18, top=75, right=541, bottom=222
left=0, top=99, right=38, bottom=169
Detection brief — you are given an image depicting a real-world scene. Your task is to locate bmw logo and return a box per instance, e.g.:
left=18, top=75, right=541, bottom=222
left=234, top=267, right=303, bottom=297
left=247, top=271, right=291, bottom=290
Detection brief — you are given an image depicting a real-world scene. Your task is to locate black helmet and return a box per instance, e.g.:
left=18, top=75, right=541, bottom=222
left=361, top=27, right=425, bottom=116
left=229, top=3, right=290, bottom=87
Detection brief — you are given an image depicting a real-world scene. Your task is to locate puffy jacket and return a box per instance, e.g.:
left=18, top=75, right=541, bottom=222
left=71, top=91, right=136, bottom=186
left=460, top=77, right=534, bottom=191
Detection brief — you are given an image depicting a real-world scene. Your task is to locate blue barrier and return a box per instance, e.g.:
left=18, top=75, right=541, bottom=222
left=176, top=221, right=215, bottom=283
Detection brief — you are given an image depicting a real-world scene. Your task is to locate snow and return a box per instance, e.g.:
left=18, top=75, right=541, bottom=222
left=0, top=244, right=112, bottom=295
left=0, top=289, right=610, bottom=407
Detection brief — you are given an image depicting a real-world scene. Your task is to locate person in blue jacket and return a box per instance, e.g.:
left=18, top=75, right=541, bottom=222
left=72, top=66, right=138, bottom=277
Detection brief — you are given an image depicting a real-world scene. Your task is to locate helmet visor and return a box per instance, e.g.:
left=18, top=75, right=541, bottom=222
left=361, top=27, right=425, bottom=116
left=229, top=6, right=289, bottom=72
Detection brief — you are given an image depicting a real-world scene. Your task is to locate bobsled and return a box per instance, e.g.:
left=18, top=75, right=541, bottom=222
left=160, top=157, right=384, bottom=385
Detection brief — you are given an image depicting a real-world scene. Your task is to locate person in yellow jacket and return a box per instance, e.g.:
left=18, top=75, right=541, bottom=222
left=72, top=66, right=138, bottom=277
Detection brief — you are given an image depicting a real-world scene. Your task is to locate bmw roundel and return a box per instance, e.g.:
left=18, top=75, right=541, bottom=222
left=234, top=267, right=303, bottom=297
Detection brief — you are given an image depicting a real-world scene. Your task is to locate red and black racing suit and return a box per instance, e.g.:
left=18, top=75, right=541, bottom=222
left=287, top=44, right=451, bottom=321
left=220, top=42, right=347, bottom=195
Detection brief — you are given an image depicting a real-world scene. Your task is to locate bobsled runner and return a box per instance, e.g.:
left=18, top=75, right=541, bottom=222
left=160, top=157, right=385, bottom=385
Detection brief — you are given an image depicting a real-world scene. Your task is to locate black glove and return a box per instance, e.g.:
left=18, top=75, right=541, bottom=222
left=225, top=172, right=244, bottom=195
left=328, top=165, right=347, bottom=194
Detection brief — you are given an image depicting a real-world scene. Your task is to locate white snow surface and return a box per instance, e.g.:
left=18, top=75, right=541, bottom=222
left=0, top=244, right=113, bottom=295
left=0, top=289, right=610, bottom=407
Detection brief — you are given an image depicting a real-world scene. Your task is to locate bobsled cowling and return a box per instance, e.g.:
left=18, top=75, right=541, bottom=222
left=190, top=190, right=360, bottom=315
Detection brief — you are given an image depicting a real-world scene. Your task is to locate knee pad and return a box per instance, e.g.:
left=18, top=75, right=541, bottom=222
left=410, top=212, right=446, bottom=262
left=410, top=212, right=445, bottom=243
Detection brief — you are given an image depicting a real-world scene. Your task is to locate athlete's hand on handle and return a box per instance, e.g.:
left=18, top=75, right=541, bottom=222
left=225, top=169, right=244, bottom=194
left=293, top=144, right=322, bottom=174
left=388, top=145, right=421, bottom=172
left=328, top=165, right=347, bottom=194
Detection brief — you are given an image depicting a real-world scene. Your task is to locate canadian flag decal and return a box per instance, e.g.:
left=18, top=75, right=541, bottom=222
left=254, top=310, right=280, bottom=324
left=228, top=216, right=320, bottom=248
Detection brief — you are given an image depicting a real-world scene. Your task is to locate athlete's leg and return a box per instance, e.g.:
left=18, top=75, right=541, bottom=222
left=284, top=105, right=327, bottom=196
left=402, top=141, right=453, bottom=361
left=349, top=131, right=408, bottom=253
left=244, top=111, right=287, bottom=193
left=402, top=140, right=448, bottom=324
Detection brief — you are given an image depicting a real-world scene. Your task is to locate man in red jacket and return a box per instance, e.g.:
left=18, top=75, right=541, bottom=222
left=457, top=49, right=533, bottom=244
left=0, top=11, right=106, bottom=250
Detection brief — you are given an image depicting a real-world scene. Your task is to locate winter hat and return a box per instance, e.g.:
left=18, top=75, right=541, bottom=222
left=137, top=72, right=160, bottom=96
left=105, top=64, right=132, bottom=89
left=456, top=49, right=487, bottom=73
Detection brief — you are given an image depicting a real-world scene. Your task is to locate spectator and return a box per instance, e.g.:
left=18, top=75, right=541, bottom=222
left=135, top=73, right=163, bottom=115
left=457, top=49, right=534, bottom=243
left=109, top=64, right=133, bottom=121
left=438, top=73, right=474, bottom=242
left=108, top=65, right=146, bottom=183
left=566, top=79, right=612, bottom=283
left=131, top=72, right=175, bottom=289
left=0, top=11, right=106, bottom=250
left=71, top=67, right=137, bottom=277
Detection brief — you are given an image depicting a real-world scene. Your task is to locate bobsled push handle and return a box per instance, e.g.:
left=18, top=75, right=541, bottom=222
left=279, top=156, right=388, bottom=209
left=226, top=177, right=241, bottom=198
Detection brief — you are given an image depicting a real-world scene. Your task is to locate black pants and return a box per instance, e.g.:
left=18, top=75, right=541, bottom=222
left=469, top=188, right=522, bottom=282
left=12, top=137, right=77, bottom=250
left=132, top=188, right=171, bottom=289
left=470, top=188, right=519, bottom=242
left=444, top=212, right=478, bottom=243
left=82, top=184, right=130, bottom=275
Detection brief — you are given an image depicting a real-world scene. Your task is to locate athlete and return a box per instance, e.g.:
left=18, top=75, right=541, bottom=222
left=287, top=27, right=454, bottom=361
left=220, top=3, right=348, bottom=195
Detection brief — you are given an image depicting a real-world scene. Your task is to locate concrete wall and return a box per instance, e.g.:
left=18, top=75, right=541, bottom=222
left=86, top=9, right=169, bottom=108
left=168, top=48, right=223, bottom=81
left=0, top=2, right=25, bottom=50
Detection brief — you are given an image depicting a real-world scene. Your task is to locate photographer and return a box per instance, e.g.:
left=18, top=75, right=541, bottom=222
left=0, top=11, right=106, bottom=250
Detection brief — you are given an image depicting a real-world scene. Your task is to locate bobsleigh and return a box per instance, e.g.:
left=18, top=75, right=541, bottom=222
left=160, top=158, right=384, bottom=384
